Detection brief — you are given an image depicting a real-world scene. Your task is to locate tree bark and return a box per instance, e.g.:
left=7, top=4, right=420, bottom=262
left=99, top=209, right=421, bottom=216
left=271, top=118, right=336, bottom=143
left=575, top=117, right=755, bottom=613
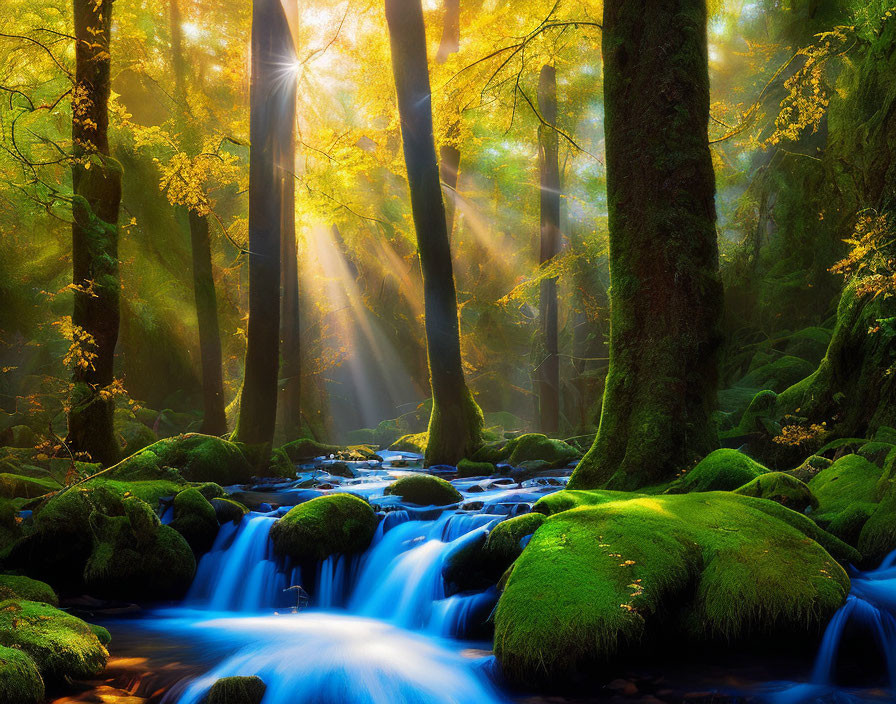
left=384, top=0, right=483, bottom=465
left=67, top=0, right=123, bottom=466
left=169, top=0, right=227, bottom=436
left=569, top=0, right=723, bottom=490
left=232, top=0, right=296, bottom=449
left=437, top=0, right=461, bottom=240
left=536, top=64, right=561, bottom=434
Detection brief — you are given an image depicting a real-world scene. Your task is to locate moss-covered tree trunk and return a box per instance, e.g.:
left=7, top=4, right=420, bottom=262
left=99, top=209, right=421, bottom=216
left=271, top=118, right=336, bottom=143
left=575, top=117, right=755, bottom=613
left=385, top=0, right=483, bottom=466
left=569, top=0, right=723, bottom=490
left=233, top=0, right=296, bottom=450
left=169, top=0, right=227, bottom=437
left=536, top=64, right=561, bottom=435
left=67, top=0, right=123, bottom=466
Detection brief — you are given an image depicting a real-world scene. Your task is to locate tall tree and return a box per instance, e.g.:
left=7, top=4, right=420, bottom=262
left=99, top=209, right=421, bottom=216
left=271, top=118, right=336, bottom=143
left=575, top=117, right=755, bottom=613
left=436, top=0, right=461, bottom=240
left=535, top=64, right=561, bottom=434
left=569, top=0, right=723, bottom=490
left=67, top=0, right=123, bottom=465
left=232, top=0, right=297, bottom=450
left=168, top=0, right=227, bottom=436
left=384, top=0, right=483, bottom=465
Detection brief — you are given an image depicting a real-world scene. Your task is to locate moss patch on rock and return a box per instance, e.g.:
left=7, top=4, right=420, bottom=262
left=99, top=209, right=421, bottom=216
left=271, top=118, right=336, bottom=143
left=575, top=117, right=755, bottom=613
left=384, top=475, right=462, bottom=506
left=118, top=434, right=254, bottom=485
left=0, top=575, right=57, bottom=606
left=474, top=434, right=580, bottom=469
left=0, top=645, right=43, bottom=704
left=734, top=472, right=818, bottom=512
left=456, top=458, right=496, bottom=478
left=670, top=449, right=768, bottom=493
left=494, top=492, right=850, bottom=685
left=170, top=488, right=219, bottom=555
left=0, top=474, right=61, bottom=500
left=483, top=513, right=546, bottom=565
left=206, top=675, right=267, bottom=704
left=0, top=599, right=107, bottom=682
left=390, top=432, right=428, bottom=454
left=270, top=494, right=378, bottom=562
left=808, top=454, right=882, bottom=536
left=857, top=480, right=896, bottom=566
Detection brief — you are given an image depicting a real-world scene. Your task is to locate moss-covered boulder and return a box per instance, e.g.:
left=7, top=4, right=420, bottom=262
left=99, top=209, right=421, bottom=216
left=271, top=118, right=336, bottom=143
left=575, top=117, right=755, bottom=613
left=384, top=475, right=462, bottom=506
left=0, top=645, right=43, bottom=704
left=669, top=449, right=768, bottom=493
left=734, top=472, right=818, bottom=512
left=390, top=432, right=428, bottom=454
left=494, top=492, right=852, bottom=685
left=739, top=355, right=816, bottom=393
left=6, top=484, right=196, bottom=599
left=857, top=481, right=896, bottom=566
left=206, top=675, right=267, bottom=704
left=790, top=454, right=833, bottom=483
left=0, top=575, right=57, bottom=606
left=0, top=474, right=61, bottom=500
left=0, top=600, right=107, bottom=682
left=533, top=489, right=634, bottom=516
left=720, top=389, right=779, bottom=445
left=808, top=454, right=881, bottom=534
left=210, top=497, right=249, bottom=525
left=270, top=494, right=378, bottom=562
left=474, top=434, right=580, bottom=469
left=456, top=458, right=496, bottom=478
left=120, top=434, right=255, bottom=485
left=170, top=488, right=219, bottom=555
left=483, top=513, right=545, bottom=565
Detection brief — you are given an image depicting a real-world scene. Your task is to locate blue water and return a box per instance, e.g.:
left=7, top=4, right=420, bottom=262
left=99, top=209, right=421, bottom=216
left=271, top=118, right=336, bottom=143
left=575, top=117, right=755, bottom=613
left=121, top=451, right=568, bottom=704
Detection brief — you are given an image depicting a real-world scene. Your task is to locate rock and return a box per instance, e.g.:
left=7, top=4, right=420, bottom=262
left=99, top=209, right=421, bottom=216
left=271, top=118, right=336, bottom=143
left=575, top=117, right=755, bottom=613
left=483, top=513, right=546, bottom=567
left=669, top=449, right=768, bottom=493
left=115, top=417, right=157, bottom=455
left=494, top=491, right=852, bottom=686
left=808, top=454, right=881, bottom=542
left=739, top=355, right=815, bottom=393
left=790, top=454, right=832, bottom=483
left=325, top=461, right=354, bottom=479
left=857, top=480, right=896, bottom=566
left=270, top=494, right=378, bottom=562
left=0, top=645, right=43, bottom=704
left=456, top=458, right=495, bottom=478
left=474, top=434, right=580, bottom=469
left=384, top=475, right=462, bottom=506
left=0, top=575, right=57, bottom=606
left=211, top=497, right=249, bottom=525
left=0, top=599, right=108, bottom=682
left=734, top=472, right=818, bottom=512
left=170, top=488, right=220, bottom=555
left=390, top=432, right=428, bottom=454
left=0, top=473, right=61, bottom=500
left=206, top=675, right=266, bottom=704
left=118, top=434, right=254, bottom=485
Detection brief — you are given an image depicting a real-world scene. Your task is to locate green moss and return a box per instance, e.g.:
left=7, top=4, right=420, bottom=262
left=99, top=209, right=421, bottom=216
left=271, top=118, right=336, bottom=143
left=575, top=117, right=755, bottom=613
left=89, top=624, right=112, bottom=645
left=206, top=675, right=267, bottom=704
left=483, top=513, right=546, bottom=565
left=390, top=432, right=428, bottom=454
left=739, top=355, right=816, bottom=393
left=191, top=482, right=227, bottom=501
left=826, top=503, right=875, bottom=548
left=0, top=646, right=43, bottom=704
left=0, top=474, right=61, bottom=500
left=170, top=488, right=219, bottom=555
left=494, top=492, right=850, bottom=685
left=384, top=475, right=462, bottom=506
left=456, top=458, right=495, bottom=478
left=279, top=438, right=342, bottom=461
left=791, top=454, right=833, bottom=482
left=270, top=494, right=378, bottom=562
left=0, top=600, right=107, bottom=682
left=116, top=419, right=157, bottom=456
left=670, top=449, right=768, bottom=493
left=0, top=575, right=57, bottom=606
left=784, top=327, right=833, bottom=364
left=424, top=384, right=484, bottom=467
left=734, top=472, right=818, bottom=512
left=533, top=489, right=635, bottom=516
left=857, top=480, right=896, bottom=566
left=473, top=433, right=580, bottom=469
left=210, top=497, right=248, bottom=524
left=117, top=434, right=254, bottom=485
left=808, top=454, right=882, bottom=524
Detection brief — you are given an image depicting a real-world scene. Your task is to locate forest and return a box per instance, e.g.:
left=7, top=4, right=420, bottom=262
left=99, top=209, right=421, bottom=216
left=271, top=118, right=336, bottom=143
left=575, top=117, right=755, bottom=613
left=0, top=0, right=895, bottom=702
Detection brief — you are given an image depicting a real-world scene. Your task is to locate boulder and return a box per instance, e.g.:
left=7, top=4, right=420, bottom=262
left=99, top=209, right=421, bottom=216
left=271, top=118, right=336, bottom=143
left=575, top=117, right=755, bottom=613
left=474, top=433, right=580, bottom=469
left=384, top=475, right=462, bottom=506
left=0, top=645, right=43, bottom=704
left=270, top=494, right=378, bottom=562
left=669, top=449, right=768, bottom=493
left=734, top=472, right=819, bottom=512
left=0, top=575, right=57, bottom=606
left=206, top=675, right=266, bottom=704
left=170, top=488, right=219, bottom=555
left=456, top=458, right=496, bottom=479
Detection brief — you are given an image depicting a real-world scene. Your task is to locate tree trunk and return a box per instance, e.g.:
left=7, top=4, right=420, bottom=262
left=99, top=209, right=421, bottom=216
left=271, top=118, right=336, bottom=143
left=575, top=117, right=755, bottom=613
left=536, top=64, right=561, bottom=434
left=169, top=0, right=227, bottom=436
left=569, top=0, right=723, bottom=490
left=67, top=0, right=123, bottom=466
left=384, top=0, right=483, bottom=465
left=437, top=0, right=461, bottom=240
left=232, top=0, right=296, bottom=450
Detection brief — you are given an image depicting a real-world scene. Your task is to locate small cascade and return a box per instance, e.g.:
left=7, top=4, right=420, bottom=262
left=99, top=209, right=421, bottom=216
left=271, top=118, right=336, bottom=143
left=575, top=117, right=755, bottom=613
left=429, top=587, right=498, bottom=637
left=766, top=551, right=896, bottom=703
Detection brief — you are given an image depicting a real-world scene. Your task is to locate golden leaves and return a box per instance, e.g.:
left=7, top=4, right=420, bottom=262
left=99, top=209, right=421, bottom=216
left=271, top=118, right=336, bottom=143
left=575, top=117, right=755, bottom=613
left=830, top=212, right=896, bottom=299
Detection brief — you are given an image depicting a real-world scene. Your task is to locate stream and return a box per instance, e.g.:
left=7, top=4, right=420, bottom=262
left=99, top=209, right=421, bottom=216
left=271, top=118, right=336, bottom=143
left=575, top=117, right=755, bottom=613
left=59, top=451, right=896, bottom=704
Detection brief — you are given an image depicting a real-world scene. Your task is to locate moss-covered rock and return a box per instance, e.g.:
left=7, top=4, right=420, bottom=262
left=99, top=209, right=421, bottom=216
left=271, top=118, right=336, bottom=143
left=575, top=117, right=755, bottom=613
left=670, top=449, right=768, bottom=493
left=324, top=462, right=353, bottom=479
left=734, top=472, right=819, bottom=512
left=739, top=355, right=816, bottom=393
left=494, top=492, right=851, bottom=685
left=857, top=480, right=896, bottom=566
left=270, top=494, right=378, bottom=562
left=119, top=434, right=254, bottom=485
left=808, top=454, right=881, bottom=525
left=90, top=624, right=111, bottom=645
left=0, top=575, right=57, bottom=606
left=0, top=600, right=107, bottom=682
left=0, top=473, right=61, bottom=500
left=456, top=458, right=496, bottom=478
left=170, top=488, right=219, bottom=555
left=279, top=439, right=380, bottom=464
left=790, top=454, right=833, bottom=483
left=210, top=497, right=249, bottom=525
left=784, top=326, right=833, bottom=365
left=384, top=475, right=462, bottom=506
left=390, top=432, right=428, bottom=454
left=473, top=433, right=580, bottom=469
left=720, top=389, right=779, bottom=445
left=0, top=645, right=43, bottom=704
left=483, top=513, right=546, bottom=566
left=533, top=489, right=634, bottom=516
left=206, top=675, right=267, bottom=704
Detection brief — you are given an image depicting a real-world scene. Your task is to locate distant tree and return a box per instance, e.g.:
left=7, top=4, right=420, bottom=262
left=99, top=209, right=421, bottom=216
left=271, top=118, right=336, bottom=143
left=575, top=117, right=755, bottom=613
left=168, top=0, right=227, bottom=437
left=384, top=0, right=483, bottom=465
left=569, top=0, right=723, bottom=490
left=233, top=0, right=297, bottom=451
left=536, top=64, right=561, bottom=434
left=66, top=0, right=123, bottom=465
